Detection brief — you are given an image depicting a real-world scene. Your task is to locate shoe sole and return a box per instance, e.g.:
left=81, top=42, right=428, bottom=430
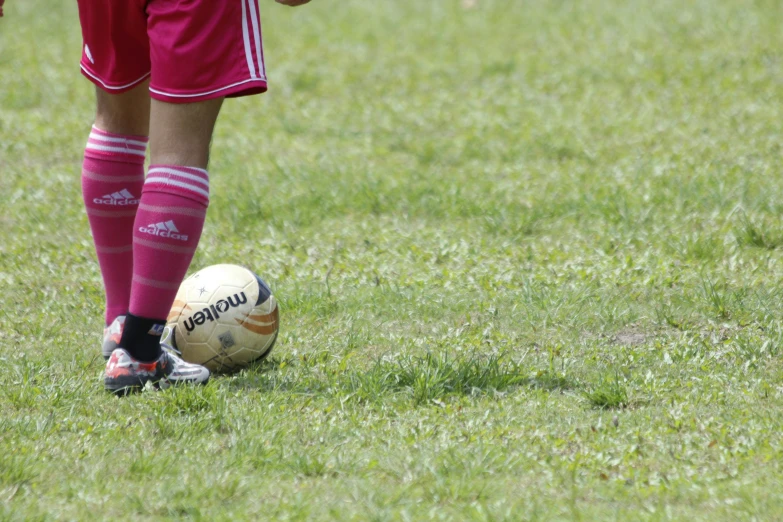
left=105, top=384, right=143, bottom=396
left=104, top=376, right=160, bottom=394
left=104, top=376, right=209, bottom=394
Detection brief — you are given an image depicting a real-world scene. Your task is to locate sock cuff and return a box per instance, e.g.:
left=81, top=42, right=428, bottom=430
left=85, top=126, right=149, bottom=164
left=144, top=165, right=210, bottom=207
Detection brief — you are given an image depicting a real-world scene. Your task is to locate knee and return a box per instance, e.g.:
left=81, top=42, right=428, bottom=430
left=94, top=83, right=151, bottom=137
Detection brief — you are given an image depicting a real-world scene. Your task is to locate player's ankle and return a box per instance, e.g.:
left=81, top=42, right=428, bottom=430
left=119, top=312, right=166, bottom=362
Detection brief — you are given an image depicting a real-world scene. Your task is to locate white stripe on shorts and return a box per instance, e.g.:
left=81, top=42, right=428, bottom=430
left=241, top=0, right=257, bottom=79
left=247, top=0, right=265, bottom=79
left=80, top=65, right=151, bottom=91
left=148, top=78, right=266, bottom=99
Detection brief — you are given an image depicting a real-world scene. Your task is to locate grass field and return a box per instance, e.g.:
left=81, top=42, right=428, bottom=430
left=2, top=0, right=783, bottom=519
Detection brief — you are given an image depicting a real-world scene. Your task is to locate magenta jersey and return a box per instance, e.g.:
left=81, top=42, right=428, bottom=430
left=77, top=0, right=268, bottom=103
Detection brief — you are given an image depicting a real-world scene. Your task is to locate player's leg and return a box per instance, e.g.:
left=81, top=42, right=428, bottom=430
left=76, top=0, right=152, bottom=354
left=77, top=0, right=210, bottom=392
left=148, top=97, right=224, bottom=168
left=94, top=82, right=150, bottom=137
left=81, top=83, right=150, bottom=356
left=103, top=98, right=222, bottom=392
left=117, top=97, right=222, bottom=362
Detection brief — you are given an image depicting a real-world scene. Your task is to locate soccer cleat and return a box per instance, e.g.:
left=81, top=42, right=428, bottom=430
left=103, top=343, right=210, bottom=394
left=102, top=315, right=126, bottom=360
left=160, top=336, right=210, bottom=387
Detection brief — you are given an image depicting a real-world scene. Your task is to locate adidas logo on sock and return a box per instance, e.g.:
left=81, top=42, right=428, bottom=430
left=93, top=189, right=140, bottom=206
left=138, top=220, right=189, bottom=241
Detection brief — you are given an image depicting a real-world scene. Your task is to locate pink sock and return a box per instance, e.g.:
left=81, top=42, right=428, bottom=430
left=129, top=165, right=210, bottom=320
left=81, top=126, right=148, bottom=325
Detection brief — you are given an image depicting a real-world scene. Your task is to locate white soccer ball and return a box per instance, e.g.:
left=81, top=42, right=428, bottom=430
left=167, top=264, right=279, bottom=373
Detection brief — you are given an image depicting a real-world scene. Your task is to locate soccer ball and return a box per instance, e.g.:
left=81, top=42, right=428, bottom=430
left=166, top=264, right=279, bottom=373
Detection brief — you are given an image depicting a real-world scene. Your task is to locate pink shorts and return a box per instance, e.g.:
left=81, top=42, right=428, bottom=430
left=77, top=0, right=267, bottom=103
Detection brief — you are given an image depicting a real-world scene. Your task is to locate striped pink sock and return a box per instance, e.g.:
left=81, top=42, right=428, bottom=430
left=129, top=165, right=210, bottom=320
left=81, top=126, right=148, bottom=325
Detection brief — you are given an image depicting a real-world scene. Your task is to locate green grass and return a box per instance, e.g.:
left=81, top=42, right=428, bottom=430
left=2, top=0, right=783, bottom=519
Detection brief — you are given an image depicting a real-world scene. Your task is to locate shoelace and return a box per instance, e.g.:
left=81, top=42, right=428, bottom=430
left=161, top=343, right=184, bottom=360
left=160, top=326, right=184, bottom=357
